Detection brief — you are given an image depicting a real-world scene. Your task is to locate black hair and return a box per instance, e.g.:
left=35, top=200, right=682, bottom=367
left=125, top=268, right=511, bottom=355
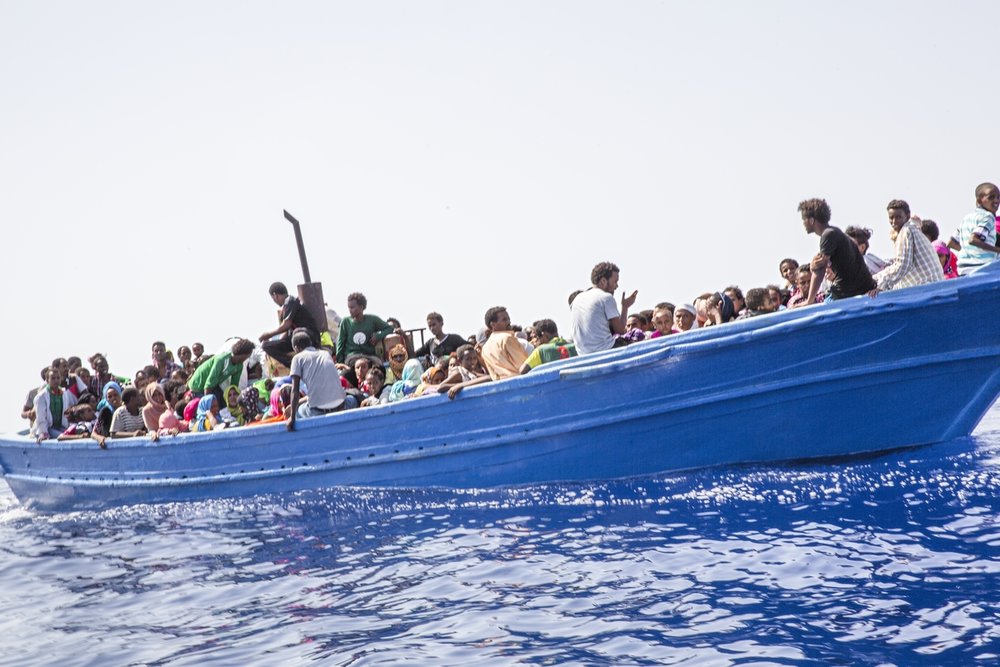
left=291, top=331, right=313, bottom=350
left=484, top=306, right=507, bottom=327
left=887, top=199, right=910, bottom=217
left=347, top=292, right=367, bottom=309
left=532, top=319, right=559, bottom=337
left=232, top=339, right=255, bottom=356
left=844, top=226, right=873, bottom=244
left=745, top=287, right=769, bottom=311
left=426, top=312, right=443, bottom=323
left=590, top=262, right=620, bottom=286
left=797, top=198, right=831, bottom=225
left=568, top=290, right=583, bottom=307
left=121, top=386, right=139, bottom=404
left=269, top=282, right=288, bottom=296
left=919, top=219, right=939, bottom=242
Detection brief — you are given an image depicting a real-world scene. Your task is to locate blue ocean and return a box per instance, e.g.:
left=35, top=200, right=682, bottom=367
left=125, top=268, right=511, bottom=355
left=3, top=408, right=1000, bottom=666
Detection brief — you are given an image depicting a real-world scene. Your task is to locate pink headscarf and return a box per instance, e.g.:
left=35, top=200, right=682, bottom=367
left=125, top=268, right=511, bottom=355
left=142, top=383, right=169, bottom=431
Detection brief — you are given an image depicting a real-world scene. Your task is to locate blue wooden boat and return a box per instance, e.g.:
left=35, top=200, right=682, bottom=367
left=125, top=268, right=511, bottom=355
left=4, top=263, right=1000, bottom=512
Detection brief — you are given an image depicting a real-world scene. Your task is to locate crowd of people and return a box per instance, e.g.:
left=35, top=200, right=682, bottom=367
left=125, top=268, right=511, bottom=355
left=20, top=183, right=999, bottom=445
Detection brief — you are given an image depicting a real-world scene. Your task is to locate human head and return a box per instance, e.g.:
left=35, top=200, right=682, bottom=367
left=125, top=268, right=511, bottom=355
left=779, top=258, right=799, bottom=283
left=231, top=338, right=255, bottom=362
left=532, top=319, right=559, bottom=344
left=75, top=367, right=91, bottom=385
left=795, top=265, right=812, bottom=293
left=426, top=312, right=444, bottom=337
left=745, top=287, right=769, bottom=311
left=132, top=370, right=149, bottom=392
left=347, top=292, right=367, bottom=319
left=192, top=343, right=204, bottom=357
left=674, top=304, right=696, bottom=332
left=291, top=330, right=313, bottom=352
left=798, top=198, right=831, bottom=234
left=567, top=290, right=583, bottom=308
left=89, top=353, right=108, bottom=374
left=887, top=199, right=910, bottom=231
left=67, top=403, right=96, bottom=423
left=484, top=306, right=511, bottom=332
left=765, top=285, right=784, bottom=311
left=365, top=367, right=385, bottom=395
left=919, top=219, right=939, bottom=242
left=121, top=386, right=140, bottom=411
left=354, top=357, right=372, bottom=380
left=976, top=182, right=1000, bottom=214
left=177, top=346, right=192, bottom=363
left=590, top=262, right=620, bottom=293
left=45, top=368, right=61, bottom=390
left=50, top=357, right=69, bottom=381
left=151, top=341, right=167, bottom=361
left=388, top=344, right=408, bottom=366
left=651, top=306, right=673, bottom=335
left=844, top=226, right=873, bottom=255
left=626, top=313, right=647, bottom=332
left=67, top=356, right=82, bottom=373
left=456, top=344, right=479, bottom=370
left=386, top=317, right=402, bottom=330
left=723, top=287, right=744, bottom=313
left=268, top=281, right=289, bottom=306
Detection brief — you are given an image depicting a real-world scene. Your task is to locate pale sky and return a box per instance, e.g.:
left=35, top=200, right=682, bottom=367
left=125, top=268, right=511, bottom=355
left=3, top=1, right=997, bottom=433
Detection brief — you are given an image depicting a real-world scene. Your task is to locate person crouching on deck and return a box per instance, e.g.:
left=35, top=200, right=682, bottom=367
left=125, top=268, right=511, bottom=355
left=290, top=330, right=356, bottom=418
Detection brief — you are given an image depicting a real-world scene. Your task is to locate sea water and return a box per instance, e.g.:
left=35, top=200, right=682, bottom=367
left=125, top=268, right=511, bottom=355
left=2, top=408, right=1000, bottom=666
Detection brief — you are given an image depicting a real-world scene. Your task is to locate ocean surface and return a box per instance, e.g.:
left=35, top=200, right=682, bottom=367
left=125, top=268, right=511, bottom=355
left=3, top=409, right=1000, bottom=667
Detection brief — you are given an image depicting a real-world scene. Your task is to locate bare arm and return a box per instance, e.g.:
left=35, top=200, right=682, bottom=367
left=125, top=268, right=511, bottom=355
left=609, top=290, right=639, bottom=335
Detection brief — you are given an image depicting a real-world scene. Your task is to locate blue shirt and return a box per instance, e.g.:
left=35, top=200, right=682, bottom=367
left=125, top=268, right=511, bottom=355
left=956, top=208, right=998, bottom=273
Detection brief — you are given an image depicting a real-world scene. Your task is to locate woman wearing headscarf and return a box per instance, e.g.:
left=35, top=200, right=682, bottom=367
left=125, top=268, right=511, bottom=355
left=141, top=383, right=170, bottom=432
left=221, top=385, right=244, bottom=425
left=94, top=381, right=123, bottom=438
left=385, top=343, right=408, bottom=385
left=387, top=359, right=423, bottom=403
left=190, top=395, right=221, bottom=433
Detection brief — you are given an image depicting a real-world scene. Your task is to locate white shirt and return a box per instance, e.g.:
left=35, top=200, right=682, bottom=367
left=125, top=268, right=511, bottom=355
left=570, top=287, right=619, bottom=355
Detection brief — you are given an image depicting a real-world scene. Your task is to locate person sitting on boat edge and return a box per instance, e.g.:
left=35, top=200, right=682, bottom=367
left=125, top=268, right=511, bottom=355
left=869, top=199, right=942, bottom=295
left=32, top=367, right=78, bottom=441
left=259, top=281, right=321, bottom=371
left=187, top=338, right=255, bottom=407
left=955, top=182, right=1000, bottom=275
left=520, top=319, right=577, bottom=374
left=360, top=367, right=388, bottom=407
left=799, top=197, right=876, bottom=302
left=570, top=261, right=638, bottom=355
left=412, top=312, right=467, bottom=366
left=289, top=330, right=356, bottom=418
left=109, top=386, right=148, bottom=438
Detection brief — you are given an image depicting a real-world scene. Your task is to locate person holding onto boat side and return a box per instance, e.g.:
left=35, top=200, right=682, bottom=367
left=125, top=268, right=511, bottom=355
left=31, top=367, right=78, bottom=441
left=519, top=319, right=577, bottom=374
left=955, top=182, right=1000, bottom=275
left=570, top=261, right=639, bottom=355
left=437, top=344, right=490, bottom=399
left=109, top=386, right=148, bottom=438
left=869, top=199, right=942, bottom=295
left=187, top=338, right=255, bottom=408
left=289, top=330, right=355, bottom=418
left=259, top=281, right=321, bottom=371
left=799, top=198, right=876, bottom=302
left=412, top=312, right=467, bottom=367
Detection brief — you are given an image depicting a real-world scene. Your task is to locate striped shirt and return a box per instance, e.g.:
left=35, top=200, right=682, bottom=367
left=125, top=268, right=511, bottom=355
left=874, top=220, right=943, bottom=291
left=110, top=406, right=146, bottom=434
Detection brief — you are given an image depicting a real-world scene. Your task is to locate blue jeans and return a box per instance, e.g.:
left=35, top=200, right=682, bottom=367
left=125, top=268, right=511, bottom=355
left=297, top=395, right=358, bottom=418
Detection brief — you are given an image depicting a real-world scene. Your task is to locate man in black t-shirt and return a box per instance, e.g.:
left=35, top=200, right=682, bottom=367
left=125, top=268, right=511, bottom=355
left=259, top=282, right=320, bottom=369
left=798, top=198, right=875, bottom=302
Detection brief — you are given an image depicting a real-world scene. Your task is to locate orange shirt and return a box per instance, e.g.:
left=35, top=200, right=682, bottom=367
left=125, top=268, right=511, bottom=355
left=480, top=332, right=529, bottom=380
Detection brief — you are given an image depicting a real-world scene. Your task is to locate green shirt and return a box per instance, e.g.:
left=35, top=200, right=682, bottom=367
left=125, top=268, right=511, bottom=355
left=524, top=337, right=578, bottom=370
left=189, top=351, right=243, bottom=393
left=336, top=314, right=394, bottom=363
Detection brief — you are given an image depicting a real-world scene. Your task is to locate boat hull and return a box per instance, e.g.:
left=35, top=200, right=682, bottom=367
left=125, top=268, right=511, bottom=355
left=4, top=265, right=1000, bottom=512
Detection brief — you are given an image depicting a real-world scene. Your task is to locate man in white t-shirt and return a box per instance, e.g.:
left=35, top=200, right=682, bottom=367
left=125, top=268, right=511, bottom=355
left=570, top=261, right=638, bottom=355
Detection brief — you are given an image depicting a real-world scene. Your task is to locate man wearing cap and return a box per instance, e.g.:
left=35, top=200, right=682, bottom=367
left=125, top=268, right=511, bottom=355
left=570, top=261, right=638, bottom=355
